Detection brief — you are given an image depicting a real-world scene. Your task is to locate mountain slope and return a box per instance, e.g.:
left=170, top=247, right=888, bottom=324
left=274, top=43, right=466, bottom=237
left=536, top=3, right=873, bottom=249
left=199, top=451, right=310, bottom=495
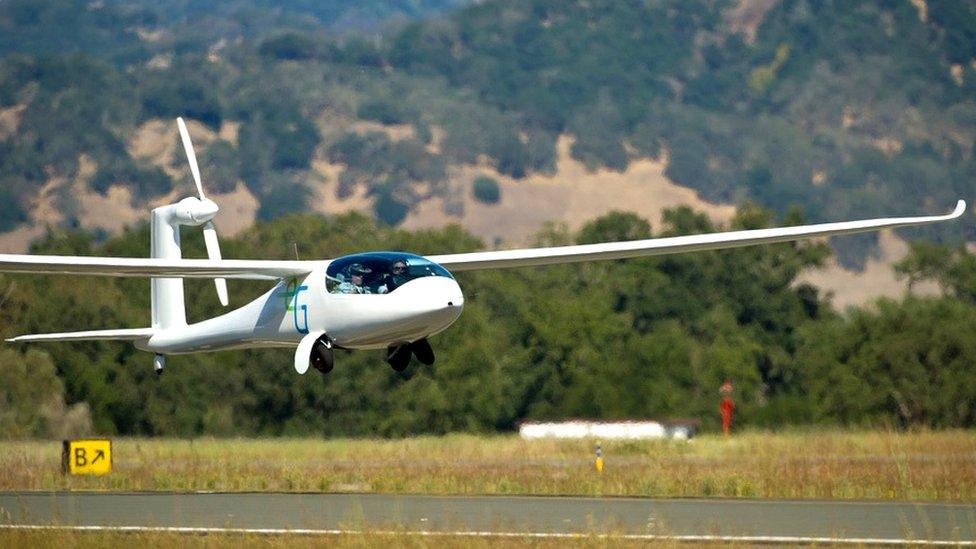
left=0, top=0, right=972, bottom=276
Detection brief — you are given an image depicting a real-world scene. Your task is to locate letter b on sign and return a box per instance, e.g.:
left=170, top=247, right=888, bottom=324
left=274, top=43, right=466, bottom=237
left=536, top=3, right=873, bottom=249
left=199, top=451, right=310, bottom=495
left=62, top=439, right=112, bottom=475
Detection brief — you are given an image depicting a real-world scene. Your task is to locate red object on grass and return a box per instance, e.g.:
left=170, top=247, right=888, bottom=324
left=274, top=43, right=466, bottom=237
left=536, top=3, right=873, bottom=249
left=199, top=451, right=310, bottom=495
left=720, top=396, right=735, bottom=436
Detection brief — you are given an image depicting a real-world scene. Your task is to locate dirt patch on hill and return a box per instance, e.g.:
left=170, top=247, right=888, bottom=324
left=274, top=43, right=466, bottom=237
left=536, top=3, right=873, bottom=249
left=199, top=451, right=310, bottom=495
left=724, top=0, right=780, bottom=43
left=0, top=224, right=46, bottom=253
left=348, top=121, right=415, bottom=141
left=0, top=103, right=25, bottom=140
left=77, top=186, right=143, bottom=233
left=798, top=230, right=940, bottom=310
left=909, top=0, right=928, bottom=22
left=308, top=157, right=374, bottom=216
left=69, top=155, right=141, bottom=233
left=128, top=117, right=220, bottom=179
left=218, top=121, right=240, bottom=145
left=210, top=183, right=259, bottom=236
left=401, top=135, right=737, bottom=244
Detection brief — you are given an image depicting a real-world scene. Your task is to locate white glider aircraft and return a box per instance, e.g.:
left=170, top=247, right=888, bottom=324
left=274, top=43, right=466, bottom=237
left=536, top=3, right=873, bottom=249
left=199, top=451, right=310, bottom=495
left=0, top=118, right=968, bottom=375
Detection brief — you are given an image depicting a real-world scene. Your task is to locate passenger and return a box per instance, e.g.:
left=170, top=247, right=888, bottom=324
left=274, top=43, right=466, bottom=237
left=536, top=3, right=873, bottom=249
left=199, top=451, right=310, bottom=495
left=377, top=259, right=409, bottom=294
left=336, top=264, right=372, bottom=294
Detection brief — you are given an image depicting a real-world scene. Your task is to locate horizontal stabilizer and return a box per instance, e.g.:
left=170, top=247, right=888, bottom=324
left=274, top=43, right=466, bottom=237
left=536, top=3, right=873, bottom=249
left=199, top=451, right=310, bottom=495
left=7, top=328, right=156, bottom=343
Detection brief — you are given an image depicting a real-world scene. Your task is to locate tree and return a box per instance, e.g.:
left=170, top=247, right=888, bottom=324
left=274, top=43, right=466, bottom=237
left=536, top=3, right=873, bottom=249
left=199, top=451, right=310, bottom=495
left=896, top=242, right=976, bottom=303
left=258, top=33, right=321, bottom=61
left=0, top=348, right=91, bottom=439
left=471, top=176, right=500, bottom=204
left=797, top=298, right=976, bottom=428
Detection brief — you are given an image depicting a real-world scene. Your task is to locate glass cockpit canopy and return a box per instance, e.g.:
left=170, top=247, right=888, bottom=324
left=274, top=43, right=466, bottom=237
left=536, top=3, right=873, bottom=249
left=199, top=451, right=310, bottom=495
left=325, top=252, right=453, bottom=295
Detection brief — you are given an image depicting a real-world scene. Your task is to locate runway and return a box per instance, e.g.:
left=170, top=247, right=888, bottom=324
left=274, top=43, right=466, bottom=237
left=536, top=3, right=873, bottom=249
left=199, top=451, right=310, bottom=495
left=2, top=492, right=975, bottom=544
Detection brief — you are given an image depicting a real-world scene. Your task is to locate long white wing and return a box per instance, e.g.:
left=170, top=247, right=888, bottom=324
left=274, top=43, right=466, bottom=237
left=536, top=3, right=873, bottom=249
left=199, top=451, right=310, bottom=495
left=7, top=328, right=156, bottom=343
left=0, top=255, right=317, bottom=280
left=0, top=201, right=964, bottom=278
left=429, top=200, right=967, bottom=272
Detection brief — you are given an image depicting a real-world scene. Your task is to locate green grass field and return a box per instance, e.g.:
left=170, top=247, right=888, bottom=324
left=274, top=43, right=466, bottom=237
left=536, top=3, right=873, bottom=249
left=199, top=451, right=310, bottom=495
left=1, top=429, right=974, bottom=501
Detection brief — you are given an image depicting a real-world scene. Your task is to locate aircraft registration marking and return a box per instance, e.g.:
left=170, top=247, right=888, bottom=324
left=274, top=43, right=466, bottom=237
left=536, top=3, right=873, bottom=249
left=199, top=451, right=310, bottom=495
left=279, top=279, right=310, bottom=334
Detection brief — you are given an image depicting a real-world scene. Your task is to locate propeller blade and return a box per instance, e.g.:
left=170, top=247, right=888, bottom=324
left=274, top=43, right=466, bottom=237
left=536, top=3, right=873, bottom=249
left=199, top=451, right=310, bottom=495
left=178, top=118, right=225, bottom=305
left=176, top=117, right=205, bottom=200
left=203, top=221, right=229, bottom=306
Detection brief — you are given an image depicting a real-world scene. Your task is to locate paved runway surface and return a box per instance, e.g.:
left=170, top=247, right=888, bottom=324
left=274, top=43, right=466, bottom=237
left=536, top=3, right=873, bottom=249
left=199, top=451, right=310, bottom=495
left=2, top=492, right=975, bottom=543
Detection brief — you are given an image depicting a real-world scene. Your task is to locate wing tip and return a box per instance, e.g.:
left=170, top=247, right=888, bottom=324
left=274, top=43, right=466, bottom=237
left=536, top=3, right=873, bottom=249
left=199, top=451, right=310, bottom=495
left=952, top=199, right=967, bottom=218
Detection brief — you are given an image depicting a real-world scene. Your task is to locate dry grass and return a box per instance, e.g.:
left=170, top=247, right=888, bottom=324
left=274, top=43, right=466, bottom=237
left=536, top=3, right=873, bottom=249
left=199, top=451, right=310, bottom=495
left=0, top=429, right=974, bottom=501
left=0, top=529, right=758, bottom=549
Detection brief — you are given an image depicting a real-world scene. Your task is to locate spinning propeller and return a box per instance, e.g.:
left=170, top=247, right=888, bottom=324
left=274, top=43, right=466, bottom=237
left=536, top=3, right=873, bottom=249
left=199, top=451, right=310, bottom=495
left=177, top=117, right=229, bottom=306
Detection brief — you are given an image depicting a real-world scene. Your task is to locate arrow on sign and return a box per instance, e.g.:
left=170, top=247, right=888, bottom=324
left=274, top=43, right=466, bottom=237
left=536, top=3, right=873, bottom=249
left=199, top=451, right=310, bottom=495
left=92, top=450, right=105, bottom=464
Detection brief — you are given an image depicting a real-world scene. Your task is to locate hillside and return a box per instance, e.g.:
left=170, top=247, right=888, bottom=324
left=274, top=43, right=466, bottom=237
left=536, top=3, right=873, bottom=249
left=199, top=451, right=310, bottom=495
left=384, top=0, right=976, bottom=262
left=0, top=0, right=973, bottom=300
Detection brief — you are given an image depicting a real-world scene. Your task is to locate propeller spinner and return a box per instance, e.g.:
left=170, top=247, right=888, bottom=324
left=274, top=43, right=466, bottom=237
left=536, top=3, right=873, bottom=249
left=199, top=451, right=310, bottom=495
left=177, top=117, right=229, bottom=306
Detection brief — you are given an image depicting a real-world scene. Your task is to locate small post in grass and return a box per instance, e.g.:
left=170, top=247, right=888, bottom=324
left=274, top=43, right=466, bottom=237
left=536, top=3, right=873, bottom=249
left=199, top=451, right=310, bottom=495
left=595, top=441, right=604, bottom=474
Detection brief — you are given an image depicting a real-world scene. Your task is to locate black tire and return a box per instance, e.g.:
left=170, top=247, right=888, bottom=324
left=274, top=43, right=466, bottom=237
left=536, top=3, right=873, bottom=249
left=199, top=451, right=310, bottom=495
left=387, top=344, right=412, bottom=372
left=411, top=338, right=435, bottom=365
left=311, top=338, right=334, bottom=374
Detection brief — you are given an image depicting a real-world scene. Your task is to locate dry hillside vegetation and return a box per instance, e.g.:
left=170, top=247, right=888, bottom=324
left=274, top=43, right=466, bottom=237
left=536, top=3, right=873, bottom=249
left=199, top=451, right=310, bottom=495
left=1, top=117, right=936, bottom=307
left=127, top=118, right=257, bottom=235
left=0, top=103, right=24, bottom=139
left=0, top=117, right=257, bottom=253
left=0, top=155, right=143, bottom=251
left=128, top=117, right=219, bottom=179
left=401, top=135, right=737, bottom=242
left=724, top=0, right=781, bottom=43
left=798, top=229, right=939, bottom=309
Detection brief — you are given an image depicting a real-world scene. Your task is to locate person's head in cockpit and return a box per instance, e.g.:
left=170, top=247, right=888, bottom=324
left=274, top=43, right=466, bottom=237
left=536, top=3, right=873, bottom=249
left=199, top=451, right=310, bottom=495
left=391, top=259, right=407, bottom=277
left=338, top=264, right=371, bottom=294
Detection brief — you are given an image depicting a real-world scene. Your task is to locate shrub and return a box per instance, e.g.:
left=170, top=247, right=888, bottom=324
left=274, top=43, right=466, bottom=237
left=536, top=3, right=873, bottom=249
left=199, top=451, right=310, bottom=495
left=258, top=33, right=320, bottom=61
left=357, top=100, right=407, bottom=125
left=472, top=176, right=500, bottom=204
left=374, top=192, right=409, bottom=225
left=0, top=183, right=27, bottom=231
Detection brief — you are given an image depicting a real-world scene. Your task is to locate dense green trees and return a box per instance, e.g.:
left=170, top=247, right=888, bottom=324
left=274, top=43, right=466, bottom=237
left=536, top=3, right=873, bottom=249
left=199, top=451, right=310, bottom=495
left=0, top=348, right=92, bottom=438
left=1, top=208, right=973, bottom=438
left=259, top=33, right=323, bottom=61
left=796, top=298, right=976, bottom=427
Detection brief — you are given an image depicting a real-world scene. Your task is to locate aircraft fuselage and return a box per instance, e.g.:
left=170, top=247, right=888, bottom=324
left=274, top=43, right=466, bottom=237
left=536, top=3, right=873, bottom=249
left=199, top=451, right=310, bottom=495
left=138, top=264, right=464, bottom=354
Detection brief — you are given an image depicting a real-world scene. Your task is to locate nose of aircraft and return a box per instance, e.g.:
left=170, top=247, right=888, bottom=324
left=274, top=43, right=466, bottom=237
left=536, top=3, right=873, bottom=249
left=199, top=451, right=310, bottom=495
left=396, top=275, right=464, bottom=330
left=323, top=275, right=465, bottom=348
left=444, top=282, right=464, bottom=309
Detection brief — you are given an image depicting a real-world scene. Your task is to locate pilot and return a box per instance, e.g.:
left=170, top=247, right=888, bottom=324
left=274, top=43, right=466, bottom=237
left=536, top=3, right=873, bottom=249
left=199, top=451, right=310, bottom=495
left=337, top=264, right=372, bottom=294
left=377, top=259, right=409, bottom=294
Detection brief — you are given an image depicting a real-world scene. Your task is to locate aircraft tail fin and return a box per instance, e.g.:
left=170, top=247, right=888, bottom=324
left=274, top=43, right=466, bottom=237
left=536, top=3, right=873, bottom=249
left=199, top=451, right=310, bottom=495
left=6, top=328, right=155, bottom=343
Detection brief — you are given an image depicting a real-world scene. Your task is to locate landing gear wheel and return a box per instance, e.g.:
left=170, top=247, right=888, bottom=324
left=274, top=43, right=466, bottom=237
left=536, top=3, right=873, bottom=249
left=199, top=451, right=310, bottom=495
left=411, top=338, right=435, bottom=365
left=311, top=337, right=334, bottom=374
left=387, top=344, right=412, bottom=372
